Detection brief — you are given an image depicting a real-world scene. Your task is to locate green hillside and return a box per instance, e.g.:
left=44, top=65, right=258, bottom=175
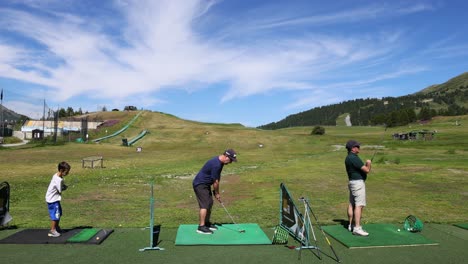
left=417, top=72, right=468, bottom=96
left=259, top=72, right=468, bottom=129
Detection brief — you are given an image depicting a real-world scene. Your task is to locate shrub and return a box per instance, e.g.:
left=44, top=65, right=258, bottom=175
left=311, top=126, right=325, bottom=135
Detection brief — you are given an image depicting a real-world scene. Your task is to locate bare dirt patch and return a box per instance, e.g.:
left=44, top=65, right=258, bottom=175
left=447, top=168, right=467, bottom=175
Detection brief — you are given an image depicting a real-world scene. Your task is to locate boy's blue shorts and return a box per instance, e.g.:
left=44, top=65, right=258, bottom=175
left=47, top=201, right=62, bottom=221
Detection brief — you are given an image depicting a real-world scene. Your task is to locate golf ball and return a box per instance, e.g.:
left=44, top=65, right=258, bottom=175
left=397, top=229, right=401, bottom=232
left=96, top=237, right=100, bottom=240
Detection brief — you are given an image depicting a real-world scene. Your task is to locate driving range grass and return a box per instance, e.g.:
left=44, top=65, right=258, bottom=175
left=0, top=111, right=467, bottom=231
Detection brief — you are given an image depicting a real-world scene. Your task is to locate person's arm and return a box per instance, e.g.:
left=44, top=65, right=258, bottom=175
left=61, top=181, right=68, bottom=191
left=213, top=179, right=221, bottom=202
left=361, top=159, right=372, bottom=173
left=55, top=176, right=63, bottom=194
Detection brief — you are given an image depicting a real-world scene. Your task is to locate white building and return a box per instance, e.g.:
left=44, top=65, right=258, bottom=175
left=20, top=120, right=103, bottom=139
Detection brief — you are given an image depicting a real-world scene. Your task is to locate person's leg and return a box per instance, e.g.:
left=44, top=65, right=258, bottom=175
left=347, top=183, right=355, bottom=231
left=347, top=203, right=354, bottom=227
left=56, top=203, right=62, bottom=232
left=205, top=190, right=214, bottom=223
left=352, top=205, right=368, bottom=236
left=354, top=206, right=363, bottom=228
left=56, top=219, right=62, bottom=233
left=205, top=198, right=219, bottom=230
left=349, top=180, right=368, bottom=235
left=195, top=185, right=208, bottom=226
left=50, top=220, right=58, bottom=231
left=199, top=208, right=207, bottom=226
left=46, top=202, right=61, bottom=237
left=205, top=208, right=211, bottom=224
left=48, top=202, right=60, bottom=232
left=354, top=181, right=366, bottom=228
left=194, top=184, right=213, bottom=233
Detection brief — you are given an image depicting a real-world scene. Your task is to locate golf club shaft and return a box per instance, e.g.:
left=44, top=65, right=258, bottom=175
left=221, top=203, right=237, bottom=224
left=220, top=202, right=244, bottom=232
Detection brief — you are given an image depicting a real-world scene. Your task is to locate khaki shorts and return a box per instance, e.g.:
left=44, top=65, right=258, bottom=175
left=348, top=180, right=366, bottom=207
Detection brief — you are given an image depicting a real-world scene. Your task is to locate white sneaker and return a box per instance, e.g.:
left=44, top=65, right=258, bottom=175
left=48, top=230, right=61, bottom=237
left=348, top=225, right=353, bottom=232
left=352, top=226, right=369, bottom=236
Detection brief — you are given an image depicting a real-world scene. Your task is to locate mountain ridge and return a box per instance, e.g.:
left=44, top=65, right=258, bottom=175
left=258, top=72, right=468, bottom=129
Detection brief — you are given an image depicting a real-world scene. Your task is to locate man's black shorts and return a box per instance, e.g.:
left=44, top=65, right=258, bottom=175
left=194, top=184, right=213, bottom=209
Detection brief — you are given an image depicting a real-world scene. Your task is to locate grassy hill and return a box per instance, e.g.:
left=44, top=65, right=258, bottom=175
left=260, top=72, right=468, bottom=129
left=417, top=72, right=468, bottom=110
left=417, top=72, right=468, bottom=96
left=1, top=111, right=467, bottom=229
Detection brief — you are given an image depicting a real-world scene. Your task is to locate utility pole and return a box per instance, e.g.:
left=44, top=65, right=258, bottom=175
left=1, top=88, right=3, bottom=139
left=43, top=99, right=45, bottom=139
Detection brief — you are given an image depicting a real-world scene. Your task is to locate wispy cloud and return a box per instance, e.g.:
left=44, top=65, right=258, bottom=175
left=421, top=37, right=468, bottom=59
left=238, top=2, right=433, bottom=32
left=0, top=0, right=463, bottom=125
left=396, top=3, right=435, bottom=14
left=0, top=2, right=425, bottom=87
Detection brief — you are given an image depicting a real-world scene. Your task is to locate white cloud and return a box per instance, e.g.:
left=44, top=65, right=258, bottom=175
left=0, top=1, right=417, bottom=101
left=1, top=0, right=464, bottom=126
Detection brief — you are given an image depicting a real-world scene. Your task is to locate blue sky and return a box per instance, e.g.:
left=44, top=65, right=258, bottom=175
left=0, top=0, right=467, bottom=127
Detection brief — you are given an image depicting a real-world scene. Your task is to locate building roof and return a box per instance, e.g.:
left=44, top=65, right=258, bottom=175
left=21, top=120, right=103, bottom=132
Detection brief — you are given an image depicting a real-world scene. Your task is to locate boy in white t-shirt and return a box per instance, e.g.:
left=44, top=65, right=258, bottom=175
left=45, top=161, right=71, bottom=237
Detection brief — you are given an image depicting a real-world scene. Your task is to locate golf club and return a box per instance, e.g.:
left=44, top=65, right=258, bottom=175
left=220, top=202, right=245, bottom=233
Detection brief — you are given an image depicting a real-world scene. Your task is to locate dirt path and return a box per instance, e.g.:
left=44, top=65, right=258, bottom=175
left=345, top=114, right=352, bottom=126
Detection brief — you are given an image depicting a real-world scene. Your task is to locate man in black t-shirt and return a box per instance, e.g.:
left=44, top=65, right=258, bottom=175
left=345, top=140, right=371, bottom=236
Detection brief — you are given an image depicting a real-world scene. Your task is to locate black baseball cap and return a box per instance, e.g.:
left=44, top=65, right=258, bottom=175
left=224, top=149, right=237, bottom=162
left=345, top=140, right=360, bottom=150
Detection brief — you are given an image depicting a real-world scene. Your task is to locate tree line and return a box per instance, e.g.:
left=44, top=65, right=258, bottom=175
left=258, top=77, right=468, bottom=129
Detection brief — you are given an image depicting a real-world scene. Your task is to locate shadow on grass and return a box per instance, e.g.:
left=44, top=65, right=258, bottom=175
left=333, top=219, right=350, bottom=230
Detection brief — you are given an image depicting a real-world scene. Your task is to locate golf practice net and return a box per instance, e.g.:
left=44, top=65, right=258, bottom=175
left=278, top=183, right=308, bottom=244
left=0, top=181, right=12, bottom=227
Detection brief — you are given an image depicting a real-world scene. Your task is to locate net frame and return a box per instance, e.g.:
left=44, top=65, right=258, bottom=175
left=41, top=100, right=59, bottom=142
left=279, top=183, right=308, bottom=245
left=404, top=215, right=423, bottom=232
left=272, top=225, right=289, bottom=244
left=0, top=181, right=11, bottom=225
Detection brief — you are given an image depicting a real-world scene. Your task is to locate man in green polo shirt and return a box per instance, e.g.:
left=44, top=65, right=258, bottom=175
left=345, top=140, right=372, bottom=236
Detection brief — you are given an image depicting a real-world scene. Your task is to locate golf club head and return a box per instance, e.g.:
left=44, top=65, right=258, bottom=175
left=239, top=229, right=246, bottom=233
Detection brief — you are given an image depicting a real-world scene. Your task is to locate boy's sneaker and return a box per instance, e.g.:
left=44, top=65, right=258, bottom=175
left=48, top=230, right=61, bottom=237
left=348, top=225, right=353, bottom=232
left=352, top=226, right=369, bottom=236
left=206, top=222, right=218, bottom=231
left=196, top=225, right=213, bottom=235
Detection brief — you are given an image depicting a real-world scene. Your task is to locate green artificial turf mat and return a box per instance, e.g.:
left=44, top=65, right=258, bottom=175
left=454, top=223, right=468, bottom=230
left=322, top=224, right=438, bottom=249
left=175, top=223, right=271, bottom=245
left=67, top=228, right=100, bottom=243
